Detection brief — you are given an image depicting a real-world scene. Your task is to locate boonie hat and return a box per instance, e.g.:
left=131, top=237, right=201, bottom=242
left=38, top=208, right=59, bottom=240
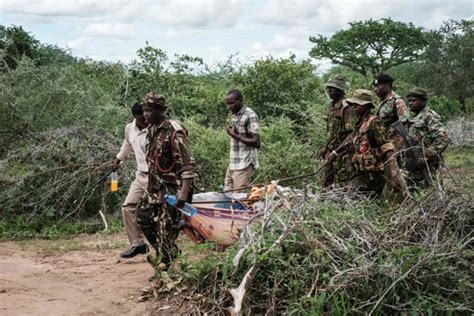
left=407, top=87, right=428, bottom=100
left=143, top=92, right=166, bottom=108
left=346, top=89, right=374, bottom=108
left=325, top=75, right=348, bottom=91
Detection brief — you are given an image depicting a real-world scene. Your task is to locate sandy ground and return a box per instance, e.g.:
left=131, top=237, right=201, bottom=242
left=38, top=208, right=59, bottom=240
left=0, top=233, right=157, bottom=316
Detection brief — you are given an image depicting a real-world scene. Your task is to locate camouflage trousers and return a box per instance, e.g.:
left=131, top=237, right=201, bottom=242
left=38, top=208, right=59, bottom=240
left=136, top=201, right=182, bottom=265
left=320, top=154, right=354, bottom=187
left=349, top=171, right=385, bottom=197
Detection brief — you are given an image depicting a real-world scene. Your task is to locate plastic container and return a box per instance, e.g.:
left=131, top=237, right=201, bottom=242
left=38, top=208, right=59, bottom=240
left=164, top=194, right=197, bottom=217
left=110, top=172, right=118, bottom=192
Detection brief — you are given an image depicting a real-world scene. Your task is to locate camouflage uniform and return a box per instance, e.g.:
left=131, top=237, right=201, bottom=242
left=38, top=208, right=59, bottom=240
left=402, top=106, right=449, bottom=186
left=137, top=110, right=198, bottom=265
left=348, top=115, right=395, bottom=195
left=323, top=99, right=357, bottom=184
left=377, top=91, right=409, bottom=127
left=320, top=75, right=357, bottom=186
left=377, top=91, right=409, bottom=153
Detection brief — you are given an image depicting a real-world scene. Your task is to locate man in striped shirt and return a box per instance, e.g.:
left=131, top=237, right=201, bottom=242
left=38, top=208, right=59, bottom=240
left=224, top=89, right=261, bottom=192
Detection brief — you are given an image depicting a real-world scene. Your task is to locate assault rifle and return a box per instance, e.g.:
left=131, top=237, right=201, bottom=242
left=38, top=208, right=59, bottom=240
left=392, top=120, right=432, bottom=185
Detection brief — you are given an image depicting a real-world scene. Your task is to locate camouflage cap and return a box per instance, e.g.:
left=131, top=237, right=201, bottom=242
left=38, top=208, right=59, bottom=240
left=325, top=75, right=348, bottom=91
left=407, top=87, right=428, bottom=100
left=373, top=74, right=394, bottom=85
left=346, top=89, right=374, bottom=108
left=143, top=92, right=166, bottom=108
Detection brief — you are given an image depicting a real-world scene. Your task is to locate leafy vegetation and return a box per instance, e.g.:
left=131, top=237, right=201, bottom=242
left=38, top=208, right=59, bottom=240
left=150, top=185, right=473, bottom=314
left=0, top=17, right=472, bottom=315
left=309, top=18, right=429, bottom=76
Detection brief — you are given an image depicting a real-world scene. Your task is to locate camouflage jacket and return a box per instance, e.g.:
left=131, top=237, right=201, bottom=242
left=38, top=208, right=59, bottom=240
left=326, top=99, right=357, bottom=150
left=350, top=115, right=394, bottom=173
left=376, top=91, right=408, bottom=128
left=146, top=118, right=198, bottom=203
left=403, top=106, right=449, bottom=156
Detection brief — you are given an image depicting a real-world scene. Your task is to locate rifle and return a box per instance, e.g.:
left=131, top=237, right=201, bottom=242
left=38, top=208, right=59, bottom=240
left=223, top=132, right=355, bottom=194
left=392, top=120, right=432, bottom=185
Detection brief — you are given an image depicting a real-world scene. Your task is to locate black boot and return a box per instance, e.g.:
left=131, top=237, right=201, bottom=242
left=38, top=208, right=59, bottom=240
left=120, top=244, right=148, bottom=259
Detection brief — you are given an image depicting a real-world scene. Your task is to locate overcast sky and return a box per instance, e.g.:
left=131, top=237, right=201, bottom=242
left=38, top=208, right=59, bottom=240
left=0, top=0, right=472, bottom=69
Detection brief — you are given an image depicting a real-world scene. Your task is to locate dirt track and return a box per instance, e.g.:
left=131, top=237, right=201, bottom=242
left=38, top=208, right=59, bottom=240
left=0, top=234, right=156, bottom=316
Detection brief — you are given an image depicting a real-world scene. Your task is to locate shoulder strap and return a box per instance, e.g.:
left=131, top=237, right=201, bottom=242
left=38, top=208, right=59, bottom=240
left=168, top=119, right=189, bottom=140
left=360, top=115, right=377, bottom=133
left=341, top=99, right=349, bottom=109
left=169, top=119, right=184, bottom=132
left=392, top=95, right=404, bottom=117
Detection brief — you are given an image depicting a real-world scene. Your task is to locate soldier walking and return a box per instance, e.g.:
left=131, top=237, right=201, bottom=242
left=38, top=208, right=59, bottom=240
left=136, top=93, right=198, bottom=267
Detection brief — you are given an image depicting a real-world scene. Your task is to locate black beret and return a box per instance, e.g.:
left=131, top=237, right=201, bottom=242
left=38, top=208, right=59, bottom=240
left=373, top=74, right=394, bottom=85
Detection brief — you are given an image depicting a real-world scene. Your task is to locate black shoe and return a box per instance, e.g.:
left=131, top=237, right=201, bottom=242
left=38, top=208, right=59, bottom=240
left=120, top=244, right=148, bottom=259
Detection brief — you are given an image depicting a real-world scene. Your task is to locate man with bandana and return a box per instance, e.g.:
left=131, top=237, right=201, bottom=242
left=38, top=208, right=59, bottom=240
left=137, top=92, right=198, bottom=267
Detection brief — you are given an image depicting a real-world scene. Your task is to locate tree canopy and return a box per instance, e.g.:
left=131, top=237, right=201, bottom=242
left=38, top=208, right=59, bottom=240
left=418, top=20, right=473, bottom=111
left=309, top=18, right=429, bottom=76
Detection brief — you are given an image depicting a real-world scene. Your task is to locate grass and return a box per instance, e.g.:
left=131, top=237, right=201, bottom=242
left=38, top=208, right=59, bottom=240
left=0, top=216, right=124, bottom=241
left=16, top=234, right=128, bottom=254
left=444, top=146, right=474, bottom=169
left=144, top=147, right=473, bottom=314
left=444, top=147, right=474, bottom=196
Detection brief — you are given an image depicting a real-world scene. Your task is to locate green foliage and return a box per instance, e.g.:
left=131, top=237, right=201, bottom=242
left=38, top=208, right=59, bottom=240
left=427, top=96, right=463, bottom=121
left=310, top=18, right=429, bottom=76
left=414, top=20, right=474, bottom=112
left=0, top=20, right=472, bottom=251
left=257, top=116, right=317, bottom=184
left=231, top=55, right=321, bottom=121
left=389, top=20, right=474, bottom=114
left=0, top=215, right=110, bottom=240
left=184, top=118, right=229, bottom=190
left=177, top=189, right=472, bottom=314
left=0, top=25, right=40, bottom=70
left=126, top=45, right=229, bottom=127
left=0, top=25, right=76, bottom=71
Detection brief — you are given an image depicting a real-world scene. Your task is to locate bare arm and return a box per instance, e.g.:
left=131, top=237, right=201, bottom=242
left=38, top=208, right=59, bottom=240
left=226, top=125, right=261, bottom=148
left=176, top=178, right=191, bottom=208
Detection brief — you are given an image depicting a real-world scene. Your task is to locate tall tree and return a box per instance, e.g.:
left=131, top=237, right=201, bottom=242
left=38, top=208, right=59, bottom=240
left=418, top=19, right=473, bottom=112
left=309, top=19, right=429, bottom=76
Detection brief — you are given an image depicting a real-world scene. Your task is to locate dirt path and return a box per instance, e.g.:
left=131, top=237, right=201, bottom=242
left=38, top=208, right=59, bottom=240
left=0, top=233, right=157, bottom=316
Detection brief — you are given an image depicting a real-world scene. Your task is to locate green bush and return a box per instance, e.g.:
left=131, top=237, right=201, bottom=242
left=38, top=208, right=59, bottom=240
left=428, top=96, right=463, bottom=121
left=172, top=188, right=472, bottom=314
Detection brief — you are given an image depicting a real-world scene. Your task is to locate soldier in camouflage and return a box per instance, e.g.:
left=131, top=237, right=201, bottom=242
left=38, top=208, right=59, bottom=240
left=402, top=87, right=449, bottom=187
left=374, top=74, right=408, bottom=127
left=373, top=74, right=408, bottom=151
left=137, top=92, right=198, bottom=267
left=328, top=89, right=406, bottom=196
left=319, top=75, right=357, bottom=186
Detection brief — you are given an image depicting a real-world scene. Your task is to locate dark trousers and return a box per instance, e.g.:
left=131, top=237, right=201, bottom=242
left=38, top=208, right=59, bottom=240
left=136, top=202, right=182, bottom=265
